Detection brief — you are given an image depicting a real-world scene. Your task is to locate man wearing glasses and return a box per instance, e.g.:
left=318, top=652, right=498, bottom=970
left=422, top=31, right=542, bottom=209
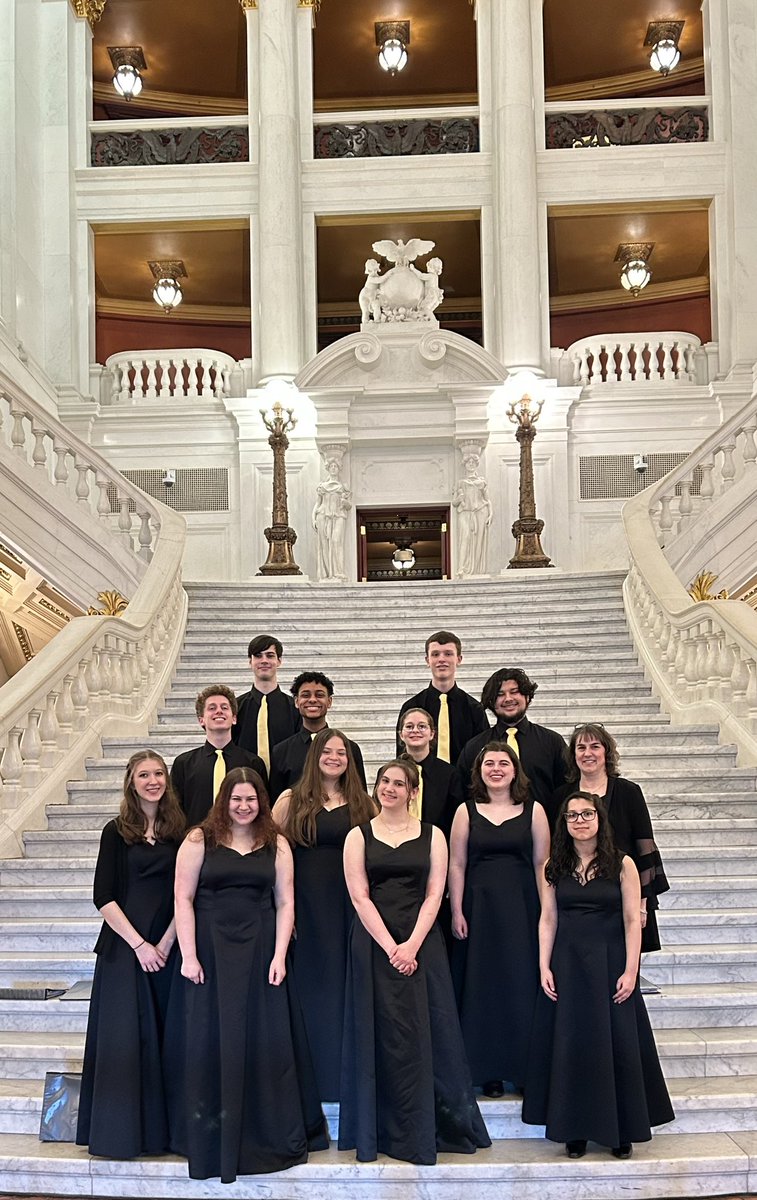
left=456, top=667, right=568, bottom=806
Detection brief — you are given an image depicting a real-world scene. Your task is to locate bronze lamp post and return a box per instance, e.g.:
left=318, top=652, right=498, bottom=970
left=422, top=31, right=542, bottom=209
left=506, top=393, right=553, bottom=569
left=257, top=399, right=302, bottom=576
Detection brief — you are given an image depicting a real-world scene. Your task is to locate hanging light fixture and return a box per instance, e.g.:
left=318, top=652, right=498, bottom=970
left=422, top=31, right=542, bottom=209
left=375, top=20, right=410, bottom=74
left=392, top=547, right=415, bottom=571
left=108, top=47, right=147, bottom=100
left=644, top=21, right=684, bottom=77
left=148, top=260, right=187, bottom=315
left=615, top=242, right=654, bottom=299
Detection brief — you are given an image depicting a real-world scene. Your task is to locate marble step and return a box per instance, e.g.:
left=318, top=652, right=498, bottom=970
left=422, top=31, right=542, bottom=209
left=184, top=574, right=627, bottom=601
left=0, top=919, right=99, bottom=951
left=0, top=888, right=97, bottom=919
left=646, top=983, right=757, bottom=1028
left=652, top=796, right=757, bottom=820
left=0, top=952, right=92, bottom=989
left=0, top=999, right=89, bottom=1034
left=663, top=849, right=757, bottom=878
left=654, top=819, right=757, bottom=848
left=658, top=910, right=757, bottom=944
left=181, top=618, right=633, bottom=643
left=0, top=1032, right=85, bottom=1080
left=0, top=1130, right=750, bottom=1200
left=660, top=879, right=757, bottom=911
left=643, top=945, right=757, bottom=985
left=0, top=860, right=99, bottom=888
left=174, top=646, right=638, bottom=669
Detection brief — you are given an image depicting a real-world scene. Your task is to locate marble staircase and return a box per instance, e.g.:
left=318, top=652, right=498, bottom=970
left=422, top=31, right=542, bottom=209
left=1, top=572, right=757, bottom=1196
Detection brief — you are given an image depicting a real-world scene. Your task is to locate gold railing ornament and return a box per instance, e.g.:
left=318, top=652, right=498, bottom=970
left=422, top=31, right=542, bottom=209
left=69, top=0, right=107, bottom=27
left=87, top=590, right=130, bottom=616
left=687, top=570, right=729, bottom=602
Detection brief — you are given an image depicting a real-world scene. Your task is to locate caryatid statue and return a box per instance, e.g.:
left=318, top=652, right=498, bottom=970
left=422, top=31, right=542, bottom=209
left=312, top=447, right=351, bottom=582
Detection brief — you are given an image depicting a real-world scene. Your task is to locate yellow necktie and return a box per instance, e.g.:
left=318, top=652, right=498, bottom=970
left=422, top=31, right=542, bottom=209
left=213, top=748, right=226, bottom=803
left=437, top=694, right=450, bottom=763
left=257, top=695, right=270, bottom=773
left=506, top=726, right=519, bottom=757
left=409, top=762, right=423, bottom=819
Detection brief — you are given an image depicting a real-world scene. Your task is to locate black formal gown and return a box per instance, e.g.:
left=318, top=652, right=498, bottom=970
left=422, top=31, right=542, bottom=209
left=522, top=874, right=674, bottom=1147
left=338, top=822, right=491, bottom=1164
left=165, top=844, right=328, bottom=1182
left=77, top=836, right=177, bottom=1158
left=451, top=799, right=540, bottom=1087
left=290, top=805, right=353, bottom=1101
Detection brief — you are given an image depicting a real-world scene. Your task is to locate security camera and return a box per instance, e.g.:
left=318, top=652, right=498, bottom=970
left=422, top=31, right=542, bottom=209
left=162, top=470, right=176, bottom=489
left=633, top=454, right=648, bottom=476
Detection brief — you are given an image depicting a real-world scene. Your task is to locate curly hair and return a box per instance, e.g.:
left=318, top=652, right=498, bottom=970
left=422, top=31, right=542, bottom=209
left=545, top=791, right=623, bottom=885
left=201, top=767, right=278, bottom=851
left=117, top=750, right=185, bottom=845
left=566, top=724, right=620, bottom=782
left=279, top=728, right=375, bottom=847
left=470, top=741, right=530, bottom=805
left=372, top=759, right=420, bottom=805
left=480, top=668, right=538, bottom=714
left=195, top=684, right=238, bottom=721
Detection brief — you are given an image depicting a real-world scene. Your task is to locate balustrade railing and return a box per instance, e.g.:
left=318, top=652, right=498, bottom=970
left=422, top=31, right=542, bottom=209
left=622, top=382, right=757, bottom=763
left=564, top=332, right=711, bottom=388
left=104, top=350, right=236, bottom=403
left=89, top=115, right=249, bottom=166
left=313, top=105, right=479, bottom=158
left=544, top=98, right=709, bottom=149
left=0, top=380, right=187, bottom=856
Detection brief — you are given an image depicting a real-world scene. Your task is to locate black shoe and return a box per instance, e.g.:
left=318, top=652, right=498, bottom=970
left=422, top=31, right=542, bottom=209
left=482, top=1079, right=505, bottom=1098
left=612, top=1144, right=632, bottom=1159
left=566, top=1140, right=587, bottom=1159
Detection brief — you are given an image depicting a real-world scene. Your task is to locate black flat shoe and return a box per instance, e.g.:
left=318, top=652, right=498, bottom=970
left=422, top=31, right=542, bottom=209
left=612, top=1143, right=632, bottom=1159
left=566, top=1140, right=587, bottom=1158
left=482, top=1079, right=505, bottom=1098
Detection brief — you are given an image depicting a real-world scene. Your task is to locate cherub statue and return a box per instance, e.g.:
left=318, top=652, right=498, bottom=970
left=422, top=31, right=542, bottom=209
left=412, top=256, right=444, bottom=319
left=359, top=258, right=383, bottom=324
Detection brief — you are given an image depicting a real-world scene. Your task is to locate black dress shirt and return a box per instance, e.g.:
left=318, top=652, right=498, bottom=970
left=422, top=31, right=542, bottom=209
left=170, top=740, right=268, bottom=828
left=396, top=684, right=489, bottom=765
left=411, top=753, right=464, bottom=842
left=233, top=686, right=301, bottom=755
left=456, top=716, right=568, bottom=808
left=269, top=726, right=367, bottom=800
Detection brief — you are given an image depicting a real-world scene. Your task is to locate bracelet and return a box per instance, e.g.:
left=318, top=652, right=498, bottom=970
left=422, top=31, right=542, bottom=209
left=133, top=939, right=146, bottom=950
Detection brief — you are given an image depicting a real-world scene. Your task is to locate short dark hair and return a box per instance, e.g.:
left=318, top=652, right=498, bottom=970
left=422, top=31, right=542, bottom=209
left=195, top=684, right=238, bottom=720
left=424, top=630, right=462, bottom=656
left=290, top=671, right=334, bottom=697
left=566, top=724, right=620, bottom=782
left=247, top=635, right=283, bottom=659
left=480, top=667, right=538, bottom=713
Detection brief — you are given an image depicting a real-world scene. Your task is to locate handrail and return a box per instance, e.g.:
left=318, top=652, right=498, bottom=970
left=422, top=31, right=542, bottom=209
left=104, top=349, right=236, bottom=403
left=622, top=380, right=757, bottom=763
left=0, top=374, right=188, bottom=856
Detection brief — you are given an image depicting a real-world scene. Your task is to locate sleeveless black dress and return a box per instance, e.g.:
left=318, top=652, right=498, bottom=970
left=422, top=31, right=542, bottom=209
left=338, top=822, right=491, bottom=1164
left=164, top=844, right=328, bottom=1182
left=522, top=874, right=674, bottom=1146
left=452, top=799, right=540, bottom=1087
left=77, top=837, right=177, bottom=1158
left=291, top=805, right=353, bottom=1101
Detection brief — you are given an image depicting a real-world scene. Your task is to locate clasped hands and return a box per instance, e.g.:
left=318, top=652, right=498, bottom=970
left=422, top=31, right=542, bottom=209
left=389, top=941, right=418, bottom=976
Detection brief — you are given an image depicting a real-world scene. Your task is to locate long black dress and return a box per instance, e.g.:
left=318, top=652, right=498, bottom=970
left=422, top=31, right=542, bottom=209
left=77, top=827, right=177, bottom=1158
left=165, top=844, right=328, bottom=1182
left=522, top=874, right=674, bottom=1146
left=451, top=799, right=540, bottom=1087
left=549, top=777, right=670, bottom=952
left=291, top=805, right=353, bottom=1101
left=338, top=822, right=491, bottom=1164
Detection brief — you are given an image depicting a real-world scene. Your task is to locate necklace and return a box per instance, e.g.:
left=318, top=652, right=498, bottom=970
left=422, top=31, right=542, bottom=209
left=377, top=812, right=412, bottom=847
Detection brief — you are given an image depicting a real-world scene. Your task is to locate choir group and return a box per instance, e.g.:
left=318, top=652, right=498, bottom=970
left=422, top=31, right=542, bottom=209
left=75, top=631, right=674, bottom=1182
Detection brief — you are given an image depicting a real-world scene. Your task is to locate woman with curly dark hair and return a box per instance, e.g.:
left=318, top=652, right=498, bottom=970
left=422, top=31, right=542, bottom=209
left=273, top=729, right=375, bottom=1101
left=448, top=742, right=550, bottom=1098
left=549, top=723, right=669, bottom=952
left=77, top=751, right=184, bottom=1159
left=522, top=791, right=673, bottom=1160
left=166, top=767, right=328, bottom=1182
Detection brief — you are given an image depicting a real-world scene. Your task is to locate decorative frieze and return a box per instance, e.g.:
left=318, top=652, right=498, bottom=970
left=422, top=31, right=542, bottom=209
left=314, top=118, right=479, bottom=159
left=90, top=127, right=249, bottom=167
left=545, top=107, right=708, bottom=149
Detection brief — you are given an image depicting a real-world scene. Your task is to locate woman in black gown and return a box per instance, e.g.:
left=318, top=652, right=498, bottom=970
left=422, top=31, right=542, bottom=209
left=339, top=758, right=490, bottom=1165
left=398, top=708, right=463, bottom=840
left=449, top=742, right=550, bottom=1098
left=273, top=728, right=375, bottom=1101
left=77, top=750, right=185, bottom=1159
left=549, top=724, right=669, bottom=951
left=168, top=767, right=328, bottom=1182
left=522, top=791, right=674, bottom=1158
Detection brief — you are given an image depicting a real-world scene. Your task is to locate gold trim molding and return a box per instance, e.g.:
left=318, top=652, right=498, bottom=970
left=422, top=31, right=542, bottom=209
left=88, top=590, right=130, bottom=617
left=688, top=570, right=729, bottom=602
left=69, top=0, right=107, bottom=28
left=240, top=0, right=257, bottom=7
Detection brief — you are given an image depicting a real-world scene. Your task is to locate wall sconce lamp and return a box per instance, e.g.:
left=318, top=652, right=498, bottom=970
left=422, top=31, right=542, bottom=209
left=108, top=46, right=147, bottom=100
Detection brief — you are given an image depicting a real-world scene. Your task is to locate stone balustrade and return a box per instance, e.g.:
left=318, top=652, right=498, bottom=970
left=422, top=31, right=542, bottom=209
left=0, top=384, right=187, bottom=856
left=104, top=350, right=237, bottom=403
left=89, top=115, right=249, bottom=166
left=564, top=332, right=711, bottom=388
left=622, top=384, right=757, bottom=764
left=544, top=98, right=709, bottom=149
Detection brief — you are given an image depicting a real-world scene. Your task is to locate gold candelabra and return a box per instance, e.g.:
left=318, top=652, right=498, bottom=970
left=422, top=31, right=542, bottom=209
left=506, top=393, right=553, bottom=570
left=257, top=400, right=302, bottom=576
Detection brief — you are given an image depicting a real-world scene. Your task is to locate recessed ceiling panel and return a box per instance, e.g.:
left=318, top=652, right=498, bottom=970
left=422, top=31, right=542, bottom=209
left=94, top=225, right=251, bottom=309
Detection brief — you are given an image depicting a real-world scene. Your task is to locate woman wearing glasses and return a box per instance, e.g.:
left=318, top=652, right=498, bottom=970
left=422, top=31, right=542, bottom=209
left=398, top=708, right=463, bottom=841
left=550, top=724, right=669, bottom=952
left=523, top=791, right=673, bottom=1159
left=448, top=742, right=550, bottom=1098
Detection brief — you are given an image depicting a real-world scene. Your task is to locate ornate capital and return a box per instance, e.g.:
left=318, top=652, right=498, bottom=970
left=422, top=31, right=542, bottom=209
left=298, top=0, right=321, bottom=8
left=240, top=0, right=257, bottom=8
left=69, top=0, right=107, bottom=27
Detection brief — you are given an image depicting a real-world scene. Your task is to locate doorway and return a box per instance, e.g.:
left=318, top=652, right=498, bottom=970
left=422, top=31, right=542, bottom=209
left=356, top=506, right=451, bottom=582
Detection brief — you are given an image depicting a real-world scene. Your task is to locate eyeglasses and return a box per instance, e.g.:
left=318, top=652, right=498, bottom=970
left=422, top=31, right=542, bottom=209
left=573, top=723, right=605, bottom=731
left=564, top=810, right=598, bottom=824
left=402, top=723, right=431, bottom=733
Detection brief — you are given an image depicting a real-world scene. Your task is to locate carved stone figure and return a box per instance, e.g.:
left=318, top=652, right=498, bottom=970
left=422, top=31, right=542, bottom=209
left=312, top=453, right=351, bottom=582
left=452, top=450, right=492, bottom=578
left=358, top=239, right=444, bottom=325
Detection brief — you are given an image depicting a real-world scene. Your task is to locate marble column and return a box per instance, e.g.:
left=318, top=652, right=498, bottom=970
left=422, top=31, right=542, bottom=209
left=486, top=0, right=544, bottom=375
left=253, top=0, right=305, bottom=383
left=0, top=0, right=17, bottom=340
